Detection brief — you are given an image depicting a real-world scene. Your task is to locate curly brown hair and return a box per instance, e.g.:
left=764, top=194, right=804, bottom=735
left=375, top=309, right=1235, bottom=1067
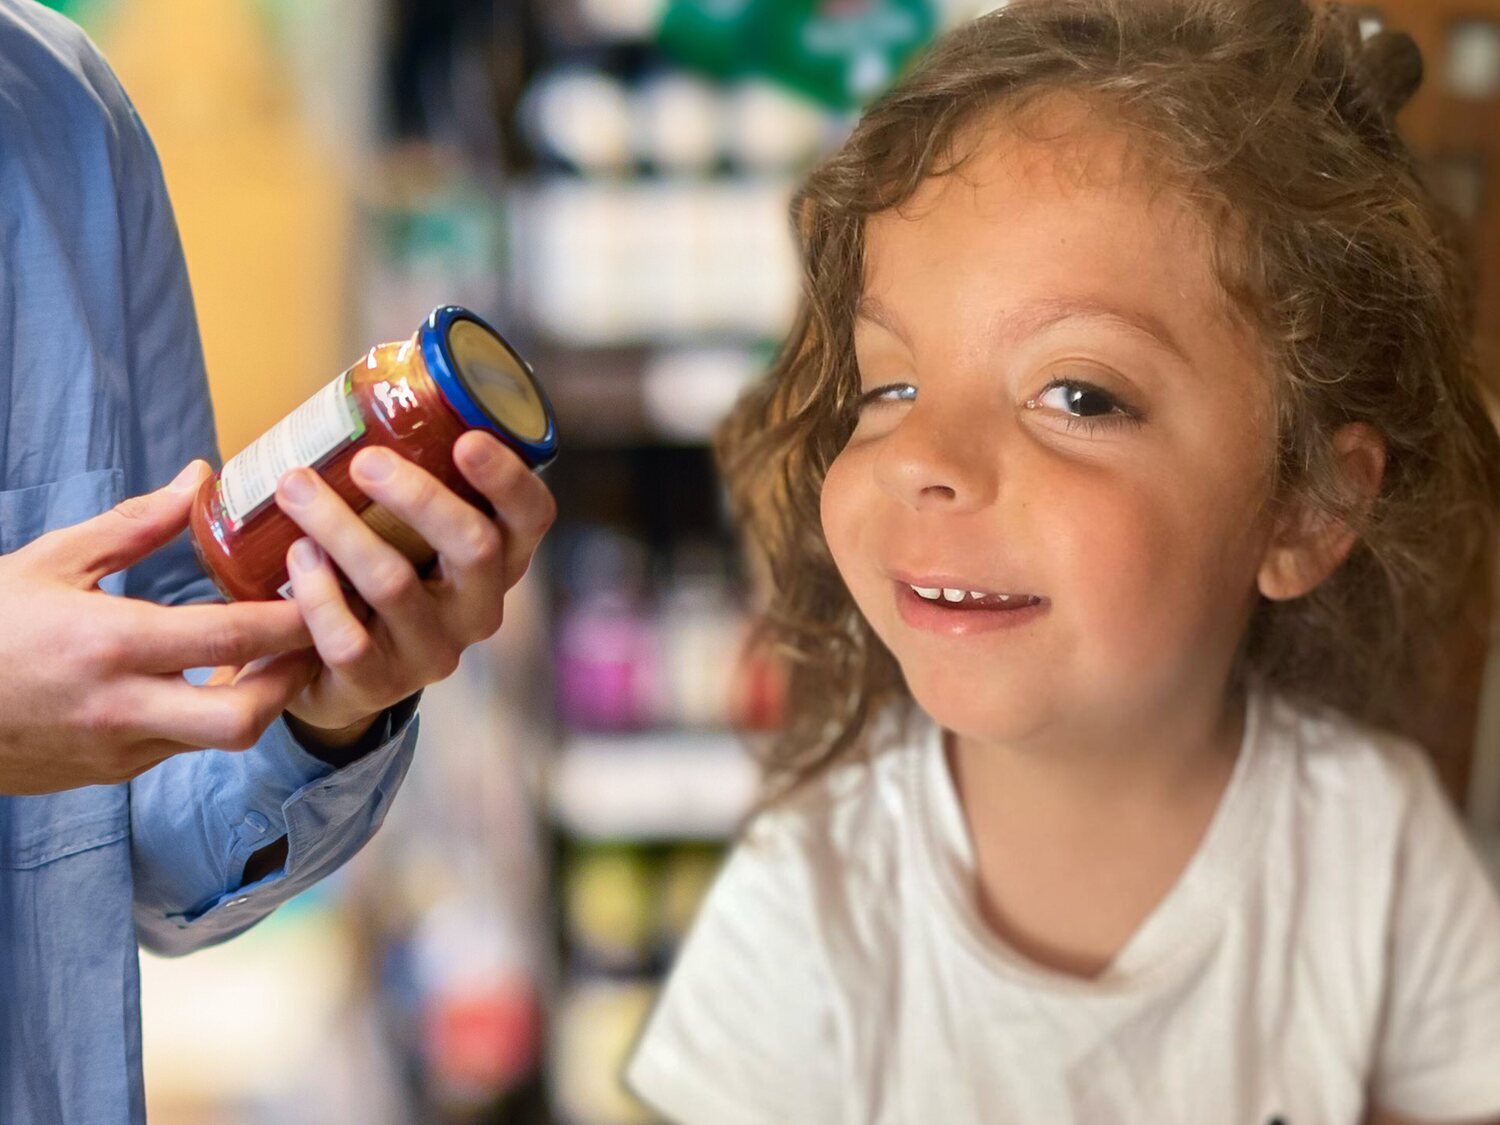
left=716, top=0, right=1500, bottom=802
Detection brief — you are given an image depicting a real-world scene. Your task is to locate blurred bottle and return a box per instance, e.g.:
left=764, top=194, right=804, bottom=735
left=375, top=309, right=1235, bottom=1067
left=412, top=892, right=544, bottom=1113
left=578, top=0, right=669, bottom=40
left=658, top=542, right=744, bottom=729
left=563, top=842, right=659, bottom=972
left=731, top=630, right=789, bottom=732
left=656, top=843, right=722, bottom=953
left=522, top=67, right=636, bottom=175
left=554, top=526, right=666, bottom=731
left=635, top=70, right=723, bottom=175
left=724, top=78, right=830, bottom=173
left=551, top=979, right=659, bottom=1125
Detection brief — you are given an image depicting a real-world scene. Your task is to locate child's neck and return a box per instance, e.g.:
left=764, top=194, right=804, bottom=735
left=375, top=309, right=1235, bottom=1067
left=943, top=682, right=1248, bottom=979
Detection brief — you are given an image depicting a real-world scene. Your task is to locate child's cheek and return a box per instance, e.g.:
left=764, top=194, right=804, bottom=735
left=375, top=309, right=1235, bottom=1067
left=1056, top=479, right=1190, bottom=660
left=819, top=450, right=864, bottom=590
left=1063, top=473, right=1253, bottom=703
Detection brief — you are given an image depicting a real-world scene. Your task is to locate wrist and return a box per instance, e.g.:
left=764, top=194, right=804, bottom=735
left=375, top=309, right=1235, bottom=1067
left=283, top=709, right=382, bottom=767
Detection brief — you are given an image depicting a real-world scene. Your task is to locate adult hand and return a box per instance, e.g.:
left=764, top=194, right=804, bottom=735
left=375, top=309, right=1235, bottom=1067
left=273, top=430, right=557, bottom=746
left=0, top=462, right=316, bottom=796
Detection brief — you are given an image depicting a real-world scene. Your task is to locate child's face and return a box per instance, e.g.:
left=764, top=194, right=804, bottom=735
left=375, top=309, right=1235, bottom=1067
left=821, top=111, right=1282, bottom=744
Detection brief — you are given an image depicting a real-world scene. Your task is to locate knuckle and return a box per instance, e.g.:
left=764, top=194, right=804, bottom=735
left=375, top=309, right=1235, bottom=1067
left=220, top=708, right=264, bottom=751
left=462, top=522, right=503, bottom=566
left=204, top=624, right=248, bottom=667
left=327, top=627, right=372, bottom=668
left=112, top=495, right=153, bottom=523
left=78, top=626, right=127, bottom=672
left=368, top=561, right=418, bottom=607
left=82, top=697, right=128, bottom=740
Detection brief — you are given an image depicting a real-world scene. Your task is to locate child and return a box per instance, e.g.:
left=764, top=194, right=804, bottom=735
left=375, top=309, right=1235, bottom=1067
left=627, top=1, right=1500, bottom=1121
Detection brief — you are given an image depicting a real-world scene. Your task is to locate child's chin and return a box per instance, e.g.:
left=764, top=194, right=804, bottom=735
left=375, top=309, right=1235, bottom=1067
left=906, top=676, right=1048, bottom=746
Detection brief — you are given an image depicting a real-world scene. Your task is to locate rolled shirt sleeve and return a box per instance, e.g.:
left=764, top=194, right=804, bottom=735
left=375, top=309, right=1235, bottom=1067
left=130, top=692, right=420, bottom=955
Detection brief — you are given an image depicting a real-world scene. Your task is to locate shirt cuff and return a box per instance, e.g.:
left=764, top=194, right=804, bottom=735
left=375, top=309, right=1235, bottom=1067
left=188, top=694, right=421, bottom=919
left=283, top=691, right=424, bottom=771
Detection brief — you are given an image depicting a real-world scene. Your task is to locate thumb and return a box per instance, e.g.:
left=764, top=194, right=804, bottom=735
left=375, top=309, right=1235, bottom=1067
left=41, top=460, right=210, bottom=586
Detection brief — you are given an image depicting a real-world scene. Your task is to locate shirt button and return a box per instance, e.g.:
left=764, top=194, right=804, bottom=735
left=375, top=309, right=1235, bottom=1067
left=243, top=812, right=270, bottom=835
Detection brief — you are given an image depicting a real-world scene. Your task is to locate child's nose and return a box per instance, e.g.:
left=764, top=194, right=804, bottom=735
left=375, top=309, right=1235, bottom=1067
left=872, top=401, right=1001, bottom=512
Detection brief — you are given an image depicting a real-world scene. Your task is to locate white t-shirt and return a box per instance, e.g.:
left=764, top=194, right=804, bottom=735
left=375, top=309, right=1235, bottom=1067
left=625, top=686, right=1500, bottom=1124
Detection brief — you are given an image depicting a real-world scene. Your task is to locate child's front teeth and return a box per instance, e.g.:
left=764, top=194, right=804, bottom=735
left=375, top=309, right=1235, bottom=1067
left=911, top=584, right=1026, bottom=607
left=911, top=585, right=1005, bottom=602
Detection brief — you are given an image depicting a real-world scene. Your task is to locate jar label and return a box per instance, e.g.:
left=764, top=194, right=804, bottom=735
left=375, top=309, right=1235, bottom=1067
left=219, top=372, right=365, bottom=529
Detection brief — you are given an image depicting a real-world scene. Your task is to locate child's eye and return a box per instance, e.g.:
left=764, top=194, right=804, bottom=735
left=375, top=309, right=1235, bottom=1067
left=1028, top=378, right=1144, bottom=435
left=851, top=378, right=1144, bottom=435
left=854, top=383, right=916, bottom=410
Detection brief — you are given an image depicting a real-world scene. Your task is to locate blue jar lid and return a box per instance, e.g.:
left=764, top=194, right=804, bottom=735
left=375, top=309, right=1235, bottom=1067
left=419, top=305, right=559, bottom=469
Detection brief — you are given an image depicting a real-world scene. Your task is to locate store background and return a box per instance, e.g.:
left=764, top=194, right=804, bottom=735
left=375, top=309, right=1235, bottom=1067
left=31, top=0, right=1500, bottom=1121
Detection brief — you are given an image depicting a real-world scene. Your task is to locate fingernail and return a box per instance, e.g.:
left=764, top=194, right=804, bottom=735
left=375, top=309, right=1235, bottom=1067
left=289, top=538, right=322, bottom=573
left=358, top=447, right=397, bottom=482
left=169, top=461, right=205, bottom=493
left=280, top=469, right=316, bottom=506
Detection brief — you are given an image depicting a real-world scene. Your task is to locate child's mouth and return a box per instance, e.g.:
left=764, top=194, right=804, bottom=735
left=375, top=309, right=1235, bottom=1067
left=894, top=581, right=1048, bottom=635
left=908, top=585, right=1042, bottom=610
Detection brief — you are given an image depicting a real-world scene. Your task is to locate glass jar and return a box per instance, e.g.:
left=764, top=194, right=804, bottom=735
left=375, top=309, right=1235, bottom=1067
left=191, top=305, right=558, bottom=602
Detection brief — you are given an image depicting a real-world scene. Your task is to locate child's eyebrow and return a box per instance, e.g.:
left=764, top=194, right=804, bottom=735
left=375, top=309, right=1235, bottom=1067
left=856, top=293, right=1191, bottom=366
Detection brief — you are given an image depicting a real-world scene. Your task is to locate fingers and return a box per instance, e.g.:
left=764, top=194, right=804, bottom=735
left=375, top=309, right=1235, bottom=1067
left=116, top=650, right=319, bottom=752
left=275, top=467, right=433, bottom=633
left=452, top=431, right=557, bottom=587
left=348, top=445, right=509, bottom=634
left=37, top=461, right=210, bottom=586
left=283, top=538, right=382, bottom=674
left=112, top=598, right=312, bottom=674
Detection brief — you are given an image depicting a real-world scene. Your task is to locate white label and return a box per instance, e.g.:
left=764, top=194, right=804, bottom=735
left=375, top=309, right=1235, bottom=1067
left=220, top=372, right=362, bottom=528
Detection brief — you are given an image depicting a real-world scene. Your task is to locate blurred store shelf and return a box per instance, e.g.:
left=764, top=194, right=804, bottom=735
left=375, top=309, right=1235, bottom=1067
left=539, top=343, right=769, bottom=446
left=548, top=731, right=758, bottom=842
left=509, top=177, right=801, bottom=348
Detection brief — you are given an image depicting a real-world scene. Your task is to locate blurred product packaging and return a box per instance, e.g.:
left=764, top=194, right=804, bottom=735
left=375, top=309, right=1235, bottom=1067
left=658, top=0, right=940, bottom=107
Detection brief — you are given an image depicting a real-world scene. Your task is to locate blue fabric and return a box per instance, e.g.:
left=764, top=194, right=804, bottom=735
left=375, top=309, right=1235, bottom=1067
left=0, top=2, right=421, bottom=1120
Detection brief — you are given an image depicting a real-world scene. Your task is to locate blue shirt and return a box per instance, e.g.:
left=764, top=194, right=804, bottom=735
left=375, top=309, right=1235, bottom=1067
left=0, top=3, right=420, bottom=1120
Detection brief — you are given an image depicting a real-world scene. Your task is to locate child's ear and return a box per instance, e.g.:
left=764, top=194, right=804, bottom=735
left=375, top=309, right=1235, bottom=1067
left=1257, top=422, right=1387, bottom=602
